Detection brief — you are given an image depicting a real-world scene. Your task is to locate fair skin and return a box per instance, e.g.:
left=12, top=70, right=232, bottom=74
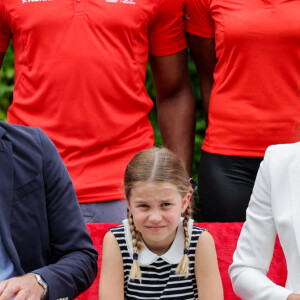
left=0, top=274, right=44, bottom=300
left=99, top=183, right=223, bottom=300
left=127, top=183, right=190, bottom=254
left=288, top=295, right=300, bottom=300
left=99, top=231, right=124, bottom=300
left=195, top=232, right=223, bottom=300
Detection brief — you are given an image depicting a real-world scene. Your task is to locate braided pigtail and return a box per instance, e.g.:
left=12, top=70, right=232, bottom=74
left=176, top=204, right=193, bottom=278
left=128, top=211, right=143, bottom=282
left=124, top=148, right=195, bottom=280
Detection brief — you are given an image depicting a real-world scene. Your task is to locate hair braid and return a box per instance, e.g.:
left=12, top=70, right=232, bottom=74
left=176, top=204, right=193, bottom=278
left=124, top=148, right=196, bottom=281
left=128, top=211, right=143, bottom=282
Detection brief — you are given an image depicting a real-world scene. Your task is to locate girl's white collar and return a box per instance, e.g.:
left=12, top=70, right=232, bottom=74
left=123, top=217, right=194, bottom=267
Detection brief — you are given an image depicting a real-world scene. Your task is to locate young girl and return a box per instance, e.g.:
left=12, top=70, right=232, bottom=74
left=99, top=148, right=223, bottom=300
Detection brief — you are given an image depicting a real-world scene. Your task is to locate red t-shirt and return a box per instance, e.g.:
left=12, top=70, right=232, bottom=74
left=185, top=0, right=300, bottom=157
left=0, top=0, right=187, bottom=203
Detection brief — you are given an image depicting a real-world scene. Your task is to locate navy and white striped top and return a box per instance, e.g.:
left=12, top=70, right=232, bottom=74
left=110, top=219, right=206, bottom=300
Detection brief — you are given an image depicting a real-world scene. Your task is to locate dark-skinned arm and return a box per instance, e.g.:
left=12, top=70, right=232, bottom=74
left=150, top=49, right=195, bottom=175
left=187, top=35, right=216, bottom=126
left=0, top=52, right=5, bottom=68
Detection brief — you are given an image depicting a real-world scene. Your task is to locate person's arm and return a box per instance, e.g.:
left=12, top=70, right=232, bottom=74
left=150, top=50, right=195, bottom=174
left=195, top=231, right=223, bottom=300
left=0, top=52, right=5, bottom=67
left=32, top=129, right=98, bottom=300
left=187, top=35, right=216, bottom=126
left=99, top=231, right=124, bottom=300
left=229, top=146, right=293, bottom=300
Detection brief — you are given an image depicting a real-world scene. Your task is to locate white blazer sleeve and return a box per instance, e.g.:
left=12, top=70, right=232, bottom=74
left=228, top=146, right=293, bottom=300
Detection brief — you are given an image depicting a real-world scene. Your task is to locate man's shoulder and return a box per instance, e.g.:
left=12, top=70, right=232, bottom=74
left=0, top=121, right=55, bottom=164
left=0, top=120, right=40, bottom=135
left=0, top=121, right=47, bottom=146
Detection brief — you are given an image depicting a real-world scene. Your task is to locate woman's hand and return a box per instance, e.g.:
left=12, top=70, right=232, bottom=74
left=287, top=294, right=300, bottom=300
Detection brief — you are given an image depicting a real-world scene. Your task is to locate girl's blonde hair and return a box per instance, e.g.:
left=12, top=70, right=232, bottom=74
left=124, top=147, right=194, bottom=282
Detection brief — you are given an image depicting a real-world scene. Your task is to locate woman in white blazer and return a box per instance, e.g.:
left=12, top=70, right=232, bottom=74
left=229, top=142, right=300, bottom=300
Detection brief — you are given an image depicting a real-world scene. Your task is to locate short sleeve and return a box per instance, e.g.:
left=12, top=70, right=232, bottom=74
left=0, top=3, right=11, bottom=52
left=185, top=0, right=214, bottom=38
left=149, top=0, right=187, bottom=56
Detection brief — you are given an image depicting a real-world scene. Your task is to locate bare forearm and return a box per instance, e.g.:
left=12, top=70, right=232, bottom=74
left=157, top=88, right=195, bottom=175
left=199, top=81, right=212, bottom=126
left=0, top=52, right=5, bottom=68
left=187, top=36, right=216, bottom=127
left=150, top=50, right=196, bottom=174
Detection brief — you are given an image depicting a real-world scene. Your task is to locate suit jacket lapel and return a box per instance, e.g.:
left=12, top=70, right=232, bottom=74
left=290, top=156, right=300, bottom=258
left=0, top=132, right=23, bottom=274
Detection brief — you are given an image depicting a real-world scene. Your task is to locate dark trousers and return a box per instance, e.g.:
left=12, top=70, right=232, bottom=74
left=198, top=151, right=263, bottom=222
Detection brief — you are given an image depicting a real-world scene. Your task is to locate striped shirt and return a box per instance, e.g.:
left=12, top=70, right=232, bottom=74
left=110, top=219, right=206, bottom=300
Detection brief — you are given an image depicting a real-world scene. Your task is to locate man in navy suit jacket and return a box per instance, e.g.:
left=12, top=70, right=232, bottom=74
left=0, top=121, right=98, bottom=300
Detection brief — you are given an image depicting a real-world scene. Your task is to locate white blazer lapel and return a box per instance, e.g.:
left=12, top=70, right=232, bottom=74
left=289, top=157, right=300, bottom=258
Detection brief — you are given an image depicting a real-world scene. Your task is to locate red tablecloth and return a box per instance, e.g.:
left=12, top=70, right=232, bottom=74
left=76, top=223, right=287, bottom=300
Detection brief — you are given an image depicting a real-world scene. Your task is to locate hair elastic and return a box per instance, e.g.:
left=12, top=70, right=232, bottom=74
left=133, top=253, right=138, bottom=260
left=189, top=178, right=198, bottom=192
left=183, top=249, right=189, bottom=255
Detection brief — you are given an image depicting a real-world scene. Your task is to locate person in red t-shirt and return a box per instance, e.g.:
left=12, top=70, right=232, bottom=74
left=185, top=0, right=300, bottom=221
left=0, top=0, right=195, bottom=222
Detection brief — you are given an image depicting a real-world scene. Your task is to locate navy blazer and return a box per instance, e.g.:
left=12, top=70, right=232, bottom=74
left=0, top=121, right=98, bottom=300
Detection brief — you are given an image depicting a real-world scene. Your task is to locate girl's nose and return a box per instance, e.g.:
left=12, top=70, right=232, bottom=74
left=148, top=212, right=162, bottom=223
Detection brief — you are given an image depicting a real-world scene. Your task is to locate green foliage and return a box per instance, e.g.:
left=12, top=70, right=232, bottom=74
left=0, top=43, right=14, bottom=121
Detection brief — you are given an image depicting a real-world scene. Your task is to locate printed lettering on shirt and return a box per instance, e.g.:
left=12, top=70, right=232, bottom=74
left=122, top=0, right=136, bottom=4
left=105, top=0, right=136, bottom=5
left=22, top=0, right=53, bottom=3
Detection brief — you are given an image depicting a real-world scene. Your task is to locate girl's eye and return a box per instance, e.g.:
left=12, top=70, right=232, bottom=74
left=138, top=204, right=149, bottom=208
left=162, top=203, right=171, bottom=207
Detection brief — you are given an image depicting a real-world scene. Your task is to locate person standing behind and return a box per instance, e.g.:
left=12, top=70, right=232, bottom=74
left=184, top=0, right=300, bottom=221
left=0, top=0, right=195, bottom=222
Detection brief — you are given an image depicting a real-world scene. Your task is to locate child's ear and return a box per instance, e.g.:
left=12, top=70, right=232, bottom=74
left=181, top=192, right=191, bottom=214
